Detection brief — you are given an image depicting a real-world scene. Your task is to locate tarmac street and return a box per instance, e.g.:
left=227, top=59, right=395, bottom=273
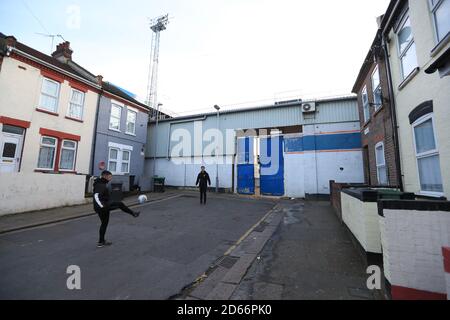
left=0, top=193, right=276, bottom=299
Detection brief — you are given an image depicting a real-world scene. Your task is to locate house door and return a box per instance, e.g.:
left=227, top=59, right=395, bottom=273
left=260, top=136, right=285, bottom=196
left=0, top=130, right=24, bottom=173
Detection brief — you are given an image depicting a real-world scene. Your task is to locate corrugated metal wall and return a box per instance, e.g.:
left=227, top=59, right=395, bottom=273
left=146, top=97, right=358, bottom=158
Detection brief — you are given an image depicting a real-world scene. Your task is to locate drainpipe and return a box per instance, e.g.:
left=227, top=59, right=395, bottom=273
left=90, top=87, right=103, bottom=176
left=381, top=33, right=404, bottom=191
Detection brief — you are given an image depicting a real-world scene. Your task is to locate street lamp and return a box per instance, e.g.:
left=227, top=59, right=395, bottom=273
left=152, top=103, right=163, bottom=180
left=214, top=105, right=220, bottom=193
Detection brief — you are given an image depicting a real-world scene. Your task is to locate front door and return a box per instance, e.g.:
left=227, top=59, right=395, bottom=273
left=0, top=132, right=23, bottom=173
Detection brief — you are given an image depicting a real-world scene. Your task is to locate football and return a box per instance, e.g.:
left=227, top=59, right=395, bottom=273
left=138, top=195, right=148, bottom=204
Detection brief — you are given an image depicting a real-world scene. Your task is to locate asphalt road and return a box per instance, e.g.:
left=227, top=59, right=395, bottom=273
left=0, top=193, right=276, bottom=299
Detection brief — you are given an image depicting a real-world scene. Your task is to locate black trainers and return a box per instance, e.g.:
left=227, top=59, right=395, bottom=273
left=133, top=211, right=140, bottom=218
left=97, top=241, right=112, bottom=248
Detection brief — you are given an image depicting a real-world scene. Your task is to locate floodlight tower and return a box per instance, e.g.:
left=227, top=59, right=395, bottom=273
left=146, top=14, right=169, bottom=118
left=147, top=15, right=169, bottom=180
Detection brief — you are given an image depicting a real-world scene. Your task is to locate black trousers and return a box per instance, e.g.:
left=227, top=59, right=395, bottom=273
left=199, top=186, right=207, bottom=204
left=96, top=202, right=134, bottom=243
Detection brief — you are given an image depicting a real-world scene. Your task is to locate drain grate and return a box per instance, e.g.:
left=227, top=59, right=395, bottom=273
left=218, top=256, right=239, bottom=269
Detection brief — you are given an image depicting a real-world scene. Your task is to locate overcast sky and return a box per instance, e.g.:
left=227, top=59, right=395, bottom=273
left=1, top=0, right=390, bottom=116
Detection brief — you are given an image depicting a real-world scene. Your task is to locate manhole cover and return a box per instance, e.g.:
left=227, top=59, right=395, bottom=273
left=218, top=256, right=239, bottom=269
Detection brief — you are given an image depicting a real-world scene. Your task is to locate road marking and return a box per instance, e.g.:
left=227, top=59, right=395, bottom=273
left=223, top=203, right=280, bottom=256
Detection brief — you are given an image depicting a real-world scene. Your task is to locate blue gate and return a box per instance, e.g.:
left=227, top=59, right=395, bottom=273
left=237, top=137, right=255, bottom=195
left=260, top=136, right=284, bottom=196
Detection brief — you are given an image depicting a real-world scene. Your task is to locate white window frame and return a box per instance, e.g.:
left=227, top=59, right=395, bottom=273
left=362, top=86, right=370, bottom=123
left=429, top=0, right=450, bottom=43
left=412, top=114, right=444, bottom=197
left=371, top=65, right=382, bottom=111
left=125, top=109, right=137, bottom=136
left=375, top=142, right=388, bottom=186
left=67, top=89, right=85, bottom=120
left=39, top=78, right=60, bottom=113
left=109, top=103, right=122, bottom=132
left=107, top=142, right=133, bottom=175
left=396, top=12, right=418, bottom=80
left=37, top=136, right=57, bottom=170
left=59, top=139, right=77, bottom=171
left=121, top=150, right=131, bottom=174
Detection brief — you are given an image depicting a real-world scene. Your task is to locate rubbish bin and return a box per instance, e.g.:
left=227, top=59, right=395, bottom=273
left=111, top=182, right=124, bottom=201
left=153, top=176, right=165, bottom=193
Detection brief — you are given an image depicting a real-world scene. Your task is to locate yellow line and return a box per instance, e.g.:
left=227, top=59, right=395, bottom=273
left=223, top=204, right=280, bottom=256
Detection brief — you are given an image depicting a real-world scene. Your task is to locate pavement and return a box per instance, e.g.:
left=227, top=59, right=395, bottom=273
left=0, top=191, right=277, bottom=299
left=0, top=191, right=381, bottom=300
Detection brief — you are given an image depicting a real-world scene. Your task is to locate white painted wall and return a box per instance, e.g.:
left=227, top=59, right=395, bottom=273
left=284, top=153, right=304, bottom=198
left=0, top=172, right=88, bottom=215
left=341, top=192, right=382, bottom=253
left=387, top=0, right=450, bottom=198
left=380, top=208, right=450, bottom=296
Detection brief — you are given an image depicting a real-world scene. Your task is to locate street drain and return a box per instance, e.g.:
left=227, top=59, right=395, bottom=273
left=218, top=256, right=239, bottom=269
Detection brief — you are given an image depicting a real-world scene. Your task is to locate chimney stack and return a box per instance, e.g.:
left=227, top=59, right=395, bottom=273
left=52, top=41, right=73, bottom=63
left=5, top=36, right=17, bottom=47
left=376, top=15, right=385, bottom=28
left=96, top=75, right=103, bottom=85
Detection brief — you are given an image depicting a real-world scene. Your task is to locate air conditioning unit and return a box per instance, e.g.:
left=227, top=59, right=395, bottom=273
left=301, top=102, right=316, bottom=113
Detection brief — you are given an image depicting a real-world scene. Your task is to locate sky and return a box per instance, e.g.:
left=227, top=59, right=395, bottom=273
left=0, top=0, right=390, bottom=116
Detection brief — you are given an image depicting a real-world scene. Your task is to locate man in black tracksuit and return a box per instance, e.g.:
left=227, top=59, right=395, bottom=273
left=93, top=170, right=140, bottom=248
left=196, top=166, right=211, bottom=204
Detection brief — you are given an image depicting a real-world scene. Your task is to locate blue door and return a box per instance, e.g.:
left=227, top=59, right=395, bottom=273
left=260, top=136, right=284, bottom=196
left=237, top=137, right=255, bottom=195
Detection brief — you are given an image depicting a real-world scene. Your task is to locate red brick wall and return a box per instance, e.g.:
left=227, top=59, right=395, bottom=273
left=355, top=54, right=399, bottom=187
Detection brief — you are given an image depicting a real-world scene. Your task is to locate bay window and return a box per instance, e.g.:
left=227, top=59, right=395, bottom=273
left=59, top=140, right=77, bottom=171
left=39, top=78, right=60, bottom=113
left=37, top=136, right=57, bottom=169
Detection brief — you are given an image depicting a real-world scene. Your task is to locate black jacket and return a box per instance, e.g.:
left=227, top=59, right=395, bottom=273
left=93, top=177, right=110, bottom=211
left=196, top=171, right=211, bottom=189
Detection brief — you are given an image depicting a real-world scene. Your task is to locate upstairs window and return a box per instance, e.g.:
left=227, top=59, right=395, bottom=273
left=362, top=86, right=370, bottom=123
left=39, top=78, right=60, bottom=113
left=67, top=89, right=85, bottom=120
left=126, top=110, right=137, bottom=135
left=371, top=66, right=382, bottom=111
left=109, top=104, right=122, bottom=131
left=430, top=0, right=450, bottom=43
left=397, top=14, right=418, bottom=79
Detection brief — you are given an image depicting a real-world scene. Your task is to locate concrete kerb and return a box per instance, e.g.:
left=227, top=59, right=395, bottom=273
left=0, top=192, right=183, bottom=235
left=182, top=203, right=283, bottom=300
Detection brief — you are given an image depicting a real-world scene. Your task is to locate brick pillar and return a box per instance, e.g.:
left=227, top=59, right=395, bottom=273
left=443, top=247, right=450, bottom=300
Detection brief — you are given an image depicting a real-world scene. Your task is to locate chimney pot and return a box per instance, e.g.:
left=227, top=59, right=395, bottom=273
left=52, top=41, right=73, bottom=63
left=96, top=75, right=103, bottom=85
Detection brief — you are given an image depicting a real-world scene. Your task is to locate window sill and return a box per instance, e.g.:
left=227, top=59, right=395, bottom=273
left=65, top=116, right=84, bottom=123
left=36, top=108, right=59, bottom=117
left=417, top=191, right=445, bottom=199
left=373, top=105, right=384, bottom=117
left=34, top=169, right=77, bottom=174
left=398, top=67, right=420, bottom=91
left=108, top=128, right=121, bottom=133
left=430, top=32, right=450, bottom=58
left=125, top=132, right=136, bottom=137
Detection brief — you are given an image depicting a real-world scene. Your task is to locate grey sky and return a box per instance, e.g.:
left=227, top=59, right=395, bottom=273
left=0, top=0, right=390, bottom=115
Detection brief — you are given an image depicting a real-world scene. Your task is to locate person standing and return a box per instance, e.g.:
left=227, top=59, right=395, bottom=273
left=196, top=166, right=211, bottom=204
left=93, top=170, right=140, bottom=248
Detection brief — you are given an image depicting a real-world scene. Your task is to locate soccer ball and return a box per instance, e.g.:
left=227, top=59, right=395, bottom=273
left=138, top=195, right=148, bottom=204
